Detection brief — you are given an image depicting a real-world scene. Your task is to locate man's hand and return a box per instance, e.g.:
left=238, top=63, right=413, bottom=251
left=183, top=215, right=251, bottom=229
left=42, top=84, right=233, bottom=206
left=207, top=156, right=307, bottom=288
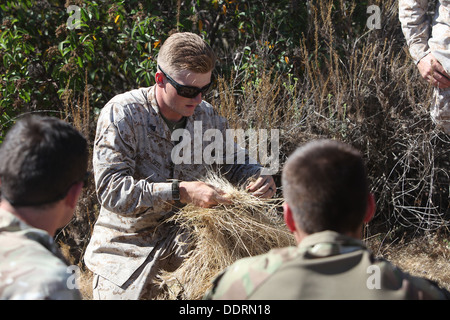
left=246, top=175, right=276, bottom=198
left=179, top=181, right=231, bottom=208
left=417, top=53, right=450, bottom=89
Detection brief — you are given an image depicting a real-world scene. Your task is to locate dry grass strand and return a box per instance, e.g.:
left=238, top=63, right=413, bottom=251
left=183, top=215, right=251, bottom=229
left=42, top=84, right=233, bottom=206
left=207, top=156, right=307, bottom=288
left=156, top=173, right=295, bottom=299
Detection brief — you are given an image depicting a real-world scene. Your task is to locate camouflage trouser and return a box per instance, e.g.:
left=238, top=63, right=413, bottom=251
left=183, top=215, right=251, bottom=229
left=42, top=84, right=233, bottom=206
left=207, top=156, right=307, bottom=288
left=431, top=87, right=450, bottom=134
left=91, top=229, right=189, bottom=300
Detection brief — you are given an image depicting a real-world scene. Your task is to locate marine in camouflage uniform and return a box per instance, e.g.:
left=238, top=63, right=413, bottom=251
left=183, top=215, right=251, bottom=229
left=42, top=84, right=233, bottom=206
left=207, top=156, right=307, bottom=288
left=204, top=230, right=449, bottom=300
left=204, top=139, right=450, bottom=300
left=0, top=208, right=81, bottom=300
left=399, top=0, right=450, bottom=134
left=0, top=116, right=87, bottom=300
left=84, top=85, right=264, bottom=299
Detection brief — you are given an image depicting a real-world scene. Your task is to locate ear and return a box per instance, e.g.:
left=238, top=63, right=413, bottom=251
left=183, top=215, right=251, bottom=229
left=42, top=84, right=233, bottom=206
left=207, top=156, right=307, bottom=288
left=64, top=182, right=83, bottom=209
left=283, top=202, right=297, bottom=233
left=155, top=71, right=165, bottom=87
left=363, top=193, right=376, bottom=224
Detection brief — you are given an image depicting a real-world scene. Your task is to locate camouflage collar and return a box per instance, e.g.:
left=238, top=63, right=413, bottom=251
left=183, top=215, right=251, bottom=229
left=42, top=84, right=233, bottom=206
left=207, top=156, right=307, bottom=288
left=0, top=208, right=56, bottom=253
left=0, top=208, right=29, bottom=233
left=298, top=230, right=367, bottom=258
left=146, top=85, right=160, bottom=114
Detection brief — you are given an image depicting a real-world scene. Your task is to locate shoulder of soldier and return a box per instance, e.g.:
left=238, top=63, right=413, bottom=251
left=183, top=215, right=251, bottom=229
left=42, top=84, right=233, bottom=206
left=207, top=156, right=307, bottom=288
left=98, top=87, right=152, bottom=123
left=204, top=246, right=298, bottom=300
left=106, top=87, right=149, bottom=106
left=373, top=256, right=449, bottom=300
left=0, top=232, right=80, bottom=300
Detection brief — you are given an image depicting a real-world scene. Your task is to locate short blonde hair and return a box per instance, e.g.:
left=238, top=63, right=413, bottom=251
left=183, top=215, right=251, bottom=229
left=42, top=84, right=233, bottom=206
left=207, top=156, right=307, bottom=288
left=157, top=32, right=216, bottom=76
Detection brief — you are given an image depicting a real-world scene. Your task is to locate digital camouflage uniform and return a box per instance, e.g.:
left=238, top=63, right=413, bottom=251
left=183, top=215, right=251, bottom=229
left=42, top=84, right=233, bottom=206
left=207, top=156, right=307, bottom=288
left=84, top=85, right=262, bottom=299
left=0, top=209, right=81, bottom=300
left=399, top=0, right=450, bottom=134
left=204, top=231, right=450, bottom=300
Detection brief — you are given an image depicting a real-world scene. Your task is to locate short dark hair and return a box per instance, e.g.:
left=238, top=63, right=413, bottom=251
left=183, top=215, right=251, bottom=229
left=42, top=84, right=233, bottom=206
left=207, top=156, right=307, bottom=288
left=0, top=115, right=88, bottom=207
left=282, top=139, right=369, bottom=234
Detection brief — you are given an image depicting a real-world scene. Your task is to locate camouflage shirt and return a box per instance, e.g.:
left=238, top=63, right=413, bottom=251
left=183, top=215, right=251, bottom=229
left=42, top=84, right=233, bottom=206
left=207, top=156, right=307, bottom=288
left=204, top=231, right=449, bottom=300
left=0, top=209, right=81, bottom=300
left=399, top=0, right=450, bottom=74
left=84, top=85, right=262, bottom=287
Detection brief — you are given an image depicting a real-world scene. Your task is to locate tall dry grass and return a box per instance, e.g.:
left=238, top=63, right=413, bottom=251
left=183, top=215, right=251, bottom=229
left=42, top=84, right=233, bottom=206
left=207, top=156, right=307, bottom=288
left=56, top=72, right=97, bottom=299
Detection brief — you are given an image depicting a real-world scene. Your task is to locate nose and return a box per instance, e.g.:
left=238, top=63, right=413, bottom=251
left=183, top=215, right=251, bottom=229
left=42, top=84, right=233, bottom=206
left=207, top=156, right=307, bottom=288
left=192, top=93, right=202, bottom=104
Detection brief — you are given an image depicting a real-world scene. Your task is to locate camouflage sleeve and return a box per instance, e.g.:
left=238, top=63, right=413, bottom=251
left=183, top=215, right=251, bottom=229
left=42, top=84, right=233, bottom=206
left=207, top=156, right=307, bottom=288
left=203, top=259, right=256, bottom=300
left=399, top=0, right=432, bottom=64
left=203, top=247, right=295, bottom=300
left=401, top=270, right=450, bottom=300
left=93, top=103, right=173, bottom=215
left=9, top=278, right=82, bottom=300
left=0, top=229, right=82, bottom=300
left=379, top=258, right=450, bottom=300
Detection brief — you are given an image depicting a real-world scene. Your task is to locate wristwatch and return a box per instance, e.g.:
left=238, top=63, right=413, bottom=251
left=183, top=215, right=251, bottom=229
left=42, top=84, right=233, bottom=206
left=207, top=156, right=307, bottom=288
left=172, top=179, right=180, bottom=201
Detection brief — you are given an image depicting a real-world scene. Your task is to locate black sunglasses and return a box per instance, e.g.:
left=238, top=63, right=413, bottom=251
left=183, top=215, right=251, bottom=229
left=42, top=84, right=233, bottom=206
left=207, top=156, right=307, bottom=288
left=158, top=65, right=212, bottom=99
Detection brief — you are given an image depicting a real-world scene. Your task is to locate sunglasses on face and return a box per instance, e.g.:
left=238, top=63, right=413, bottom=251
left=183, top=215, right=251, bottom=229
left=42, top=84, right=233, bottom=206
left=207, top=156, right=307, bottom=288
left=158, top=65, right=212, bottom=99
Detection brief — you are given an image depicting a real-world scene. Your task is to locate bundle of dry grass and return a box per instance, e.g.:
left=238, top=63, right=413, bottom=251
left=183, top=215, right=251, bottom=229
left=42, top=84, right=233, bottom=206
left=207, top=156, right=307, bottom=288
left=156, top=173, right=295, bottom=300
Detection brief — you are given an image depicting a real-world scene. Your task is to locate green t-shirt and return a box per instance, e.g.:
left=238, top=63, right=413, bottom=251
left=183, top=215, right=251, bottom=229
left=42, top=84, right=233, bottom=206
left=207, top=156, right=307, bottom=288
left=160, top=113, right=187, bottom=133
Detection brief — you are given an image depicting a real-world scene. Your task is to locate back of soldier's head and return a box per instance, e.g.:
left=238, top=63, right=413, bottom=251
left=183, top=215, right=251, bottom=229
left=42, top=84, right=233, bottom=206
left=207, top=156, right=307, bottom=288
left=282, top=139, right=369, bottom=234
left=0, top=115, right=88, bottom=207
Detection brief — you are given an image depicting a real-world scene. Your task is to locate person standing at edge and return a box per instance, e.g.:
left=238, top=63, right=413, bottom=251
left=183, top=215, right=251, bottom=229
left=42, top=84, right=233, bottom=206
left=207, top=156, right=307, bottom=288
left=204, top=139, right=449, bottom=299
left=84, top=32, right=276, bottom=300
left=399, top=0, right=450, bottom=134
left=0, top=115, right=88, bottom=300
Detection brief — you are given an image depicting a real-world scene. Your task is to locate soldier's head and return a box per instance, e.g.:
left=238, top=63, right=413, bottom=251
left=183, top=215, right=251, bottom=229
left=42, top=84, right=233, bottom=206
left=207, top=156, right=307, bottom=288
left=282, top=139, right=375, bottom=240
left=155, top=32, right=216, bottom=121
left=0, top=115, right=88, bottom=209
left=157, top=32, right=216, bottom=76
